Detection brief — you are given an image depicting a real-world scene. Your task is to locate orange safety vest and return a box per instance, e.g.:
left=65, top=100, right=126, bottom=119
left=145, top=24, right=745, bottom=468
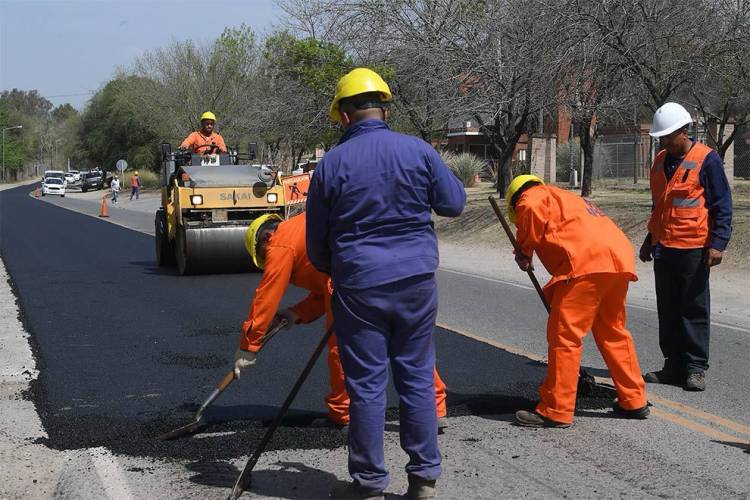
left=648, top=142, right=711, bottom=249
left=515, top=185, right=636, bottom=295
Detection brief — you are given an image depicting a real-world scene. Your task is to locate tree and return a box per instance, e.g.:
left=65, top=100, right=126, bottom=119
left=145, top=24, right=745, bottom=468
left=0, top=107, right=26, bottom=176
left=257, top=32, right=351, bottom=166
left=78, top=76, right=164, bottom=170
left=131, top=24, right=262, bottom=143
left=549, top=0, right=637, bottom=196
left=689, top=0, right=750, bottom=159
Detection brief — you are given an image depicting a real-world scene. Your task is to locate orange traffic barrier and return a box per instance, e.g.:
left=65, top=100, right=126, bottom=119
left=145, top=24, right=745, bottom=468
left=99, top=194, right=109, bottom=218
left=34, top=187, right=40, bottom=198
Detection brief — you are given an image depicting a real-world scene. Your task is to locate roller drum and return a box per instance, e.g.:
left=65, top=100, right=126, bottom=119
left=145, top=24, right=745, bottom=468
left=176, top=226, right=254, bottom=274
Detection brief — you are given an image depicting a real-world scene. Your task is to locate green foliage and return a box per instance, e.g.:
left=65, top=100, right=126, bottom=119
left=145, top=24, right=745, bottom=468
left=441, top=151, right=484, bottom=188
left=79, top=76, right=163, bottom=171
left=0, top=89, right=53, bottom=118
left=0, top=107, right=26, bottom=172
left=264, top=32, right=350, bottom=94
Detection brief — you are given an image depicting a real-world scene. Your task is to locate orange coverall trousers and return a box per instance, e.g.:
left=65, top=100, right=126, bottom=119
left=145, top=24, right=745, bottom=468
left=536, top=273, right=647, bottom=424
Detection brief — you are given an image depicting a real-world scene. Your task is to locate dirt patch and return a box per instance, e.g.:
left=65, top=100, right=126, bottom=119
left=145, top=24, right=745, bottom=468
left=434, top=181, right=750, bottom=269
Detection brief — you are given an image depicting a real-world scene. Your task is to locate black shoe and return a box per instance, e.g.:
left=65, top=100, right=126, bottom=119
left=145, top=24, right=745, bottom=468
left=406, top=475, right=436, bottom=499
left=684, top=372, right=706, bottom=391
left=515, top=410, right=571, bottom=428
left=329, top=481, right=384, bottom=499
left=612, top=401, right=650, bottom=419
left=643, top=369, right=683, bottom=385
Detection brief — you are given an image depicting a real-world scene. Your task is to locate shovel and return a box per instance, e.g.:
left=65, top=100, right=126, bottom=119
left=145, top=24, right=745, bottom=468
left=488, top=196, right=596, bottom=394
left=158, top=318, right=288, bottom=441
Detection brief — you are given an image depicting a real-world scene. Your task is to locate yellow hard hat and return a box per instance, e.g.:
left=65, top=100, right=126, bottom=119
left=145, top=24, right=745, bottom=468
left=505, top=174, right=544, bottom=224
left=134, top=170, right=139, bottom=175
left=244, top=214, right=283, bottom=269
left=200, top=111, right=216, bottom=123
left=329, top=68, right=393, bottom=123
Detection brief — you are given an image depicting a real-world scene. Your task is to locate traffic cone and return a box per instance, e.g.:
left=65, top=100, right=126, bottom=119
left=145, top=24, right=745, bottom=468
left=99, top=194, right=109, bottom=218
left=34, top=187, right=40, bottom=198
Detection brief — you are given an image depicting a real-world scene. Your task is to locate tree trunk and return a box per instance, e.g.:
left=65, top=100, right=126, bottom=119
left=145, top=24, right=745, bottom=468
left=579, top=114, right=596, bottom=198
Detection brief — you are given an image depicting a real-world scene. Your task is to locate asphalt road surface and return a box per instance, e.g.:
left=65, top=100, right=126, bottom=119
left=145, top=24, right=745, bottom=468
left=1, top=184, right=748, bottom=499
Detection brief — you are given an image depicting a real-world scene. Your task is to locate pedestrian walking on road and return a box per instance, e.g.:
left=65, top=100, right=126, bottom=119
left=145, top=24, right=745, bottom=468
left=507, top=175, right=649, bottom=428
left=233, top=213, right=448, bottom=429
left=110, top=176, right=120, bottom=205
left=306, top=68, right=466, bottom=500
left=640, top=102, right=733, bottom=392
left=129, top=171, right=141, bottom=200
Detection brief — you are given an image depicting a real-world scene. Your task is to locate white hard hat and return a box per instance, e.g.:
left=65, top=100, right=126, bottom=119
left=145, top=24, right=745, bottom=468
left=649, top=102, right=693, bottom=138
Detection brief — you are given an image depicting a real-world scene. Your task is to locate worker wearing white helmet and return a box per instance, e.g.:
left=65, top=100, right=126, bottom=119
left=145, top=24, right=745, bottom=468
left=180, top=111, right=227, bottom=154
left=640, top=102, right=733, bottom=392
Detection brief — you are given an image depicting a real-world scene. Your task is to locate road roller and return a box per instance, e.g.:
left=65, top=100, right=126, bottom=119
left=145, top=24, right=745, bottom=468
left=154, top=143, right=311, bottom=275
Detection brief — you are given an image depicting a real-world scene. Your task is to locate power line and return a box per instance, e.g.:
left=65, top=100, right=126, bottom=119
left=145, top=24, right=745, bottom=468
left=45, top=92, right=94, bottom=98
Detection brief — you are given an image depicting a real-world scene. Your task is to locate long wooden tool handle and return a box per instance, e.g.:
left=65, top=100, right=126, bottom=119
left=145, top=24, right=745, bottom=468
left=216, top=369, right=236, bottom=392
left=488, top=196, right=551, bottom=313
left=229, top=325, right=335, bottom=499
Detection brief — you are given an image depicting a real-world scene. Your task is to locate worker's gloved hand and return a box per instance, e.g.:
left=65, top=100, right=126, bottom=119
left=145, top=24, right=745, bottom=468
left=233, top=349, right=257, bottom=379
left=273, top=308, right=299, bottom=330
left=514, top=250, right=534, bottom=271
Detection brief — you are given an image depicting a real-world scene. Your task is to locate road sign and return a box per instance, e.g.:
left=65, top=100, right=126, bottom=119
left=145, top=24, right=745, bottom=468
left=116, top=159, right=128, bottom=172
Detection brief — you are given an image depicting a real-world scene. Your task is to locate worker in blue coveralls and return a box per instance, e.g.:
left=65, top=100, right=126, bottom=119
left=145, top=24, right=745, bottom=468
left=306, top=68, right=466, bottom=500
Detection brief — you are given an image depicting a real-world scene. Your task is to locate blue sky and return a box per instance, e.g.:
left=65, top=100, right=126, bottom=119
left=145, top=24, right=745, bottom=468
left=0, top=0, right=281, bottom=109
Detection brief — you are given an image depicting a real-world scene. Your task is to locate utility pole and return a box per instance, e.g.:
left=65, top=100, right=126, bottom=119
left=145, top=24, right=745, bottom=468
left=2, top=125, right=23, bottom=182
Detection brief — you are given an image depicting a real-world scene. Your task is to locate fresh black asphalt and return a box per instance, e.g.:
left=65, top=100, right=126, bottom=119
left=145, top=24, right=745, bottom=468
left=1, top=184, right=614, bottom=464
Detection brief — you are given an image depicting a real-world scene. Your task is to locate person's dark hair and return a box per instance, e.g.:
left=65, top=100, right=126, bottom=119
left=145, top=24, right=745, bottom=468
left=338, top=91, right=390, bottom=118
left=511, top=181, right=542, bottom=209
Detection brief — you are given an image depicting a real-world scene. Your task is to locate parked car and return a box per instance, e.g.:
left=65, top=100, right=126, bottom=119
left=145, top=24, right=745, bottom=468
left=81, top=171, right=104, bottom=192
left=41, top=177, right=66, bottom=197
left=44, top=170, right=67, bottom=186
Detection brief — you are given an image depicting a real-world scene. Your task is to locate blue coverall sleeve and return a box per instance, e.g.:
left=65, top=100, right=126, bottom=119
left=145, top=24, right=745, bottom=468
left=426, top=147, right=467, bottom=217
left=305, top=168, right=332, bottom=275
left=700, top=152, right=733, bottom=251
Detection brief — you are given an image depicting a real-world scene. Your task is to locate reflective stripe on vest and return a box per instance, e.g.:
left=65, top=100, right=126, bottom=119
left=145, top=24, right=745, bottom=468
left=672, top=197, right=701, bottom=208
left=647, top=142, right=712, bottom=249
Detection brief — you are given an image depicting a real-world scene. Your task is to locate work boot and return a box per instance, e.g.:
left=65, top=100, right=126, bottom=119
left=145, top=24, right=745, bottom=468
left=406, top=475, right=436, bottom=499
left=643, top=368, right=683, bottom=385
left=437, top=417, right=449, bottom=434
left=311, top=417, right=348, bottom=431
left=329, top=481, right=384, bottom=499
left=684, top=372, right=706, bottom=391
left=514, top=410, right=571, bottom=428
left=612, top=401, right=650, bottom=419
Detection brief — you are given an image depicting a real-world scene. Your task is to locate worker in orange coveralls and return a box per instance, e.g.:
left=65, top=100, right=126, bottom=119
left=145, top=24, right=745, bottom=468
left=232, top=212, right=448, bottom=429
left=507, top=175, right=649, bottom=428
left=180, top=111, right=227, bottom=154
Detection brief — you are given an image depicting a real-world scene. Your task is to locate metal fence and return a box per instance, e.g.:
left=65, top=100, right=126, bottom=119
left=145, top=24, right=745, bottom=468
left=592, top=134, right=649, bottom=181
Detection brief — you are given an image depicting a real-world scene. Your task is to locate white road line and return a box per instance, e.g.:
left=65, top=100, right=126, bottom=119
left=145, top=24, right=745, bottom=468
left=626, top=303, right=750, bottom=333
left=440, top=267, right=750, bottom=334
left=89, top=447, right=135, bottom=500
left=438, top=267, right=534, bottom=291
